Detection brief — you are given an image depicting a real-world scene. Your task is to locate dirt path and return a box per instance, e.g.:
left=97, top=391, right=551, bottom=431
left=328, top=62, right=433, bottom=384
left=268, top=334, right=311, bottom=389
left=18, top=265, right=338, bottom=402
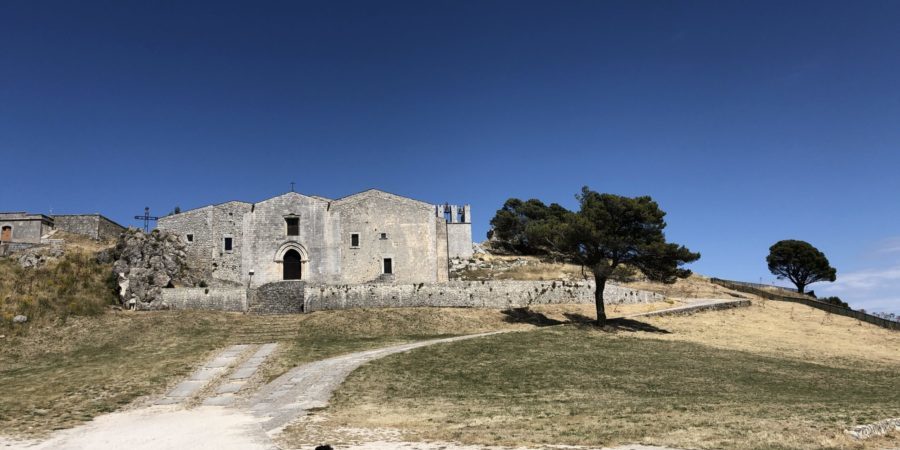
left=247, top=332, right=503, bottom=432
left=1, top=332, right=690, bottom=450
left=1, top=334, right=503, bottom=450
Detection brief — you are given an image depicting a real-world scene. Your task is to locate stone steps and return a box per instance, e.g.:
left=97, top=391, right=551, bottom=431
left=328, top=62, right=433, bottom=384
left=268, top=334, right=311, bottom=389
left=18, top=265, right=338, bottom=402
left=156, top=343, right=278, bottom=407
left=202, top=343, right=278, bottom=406
left=156, top=344, right=253, bottom=405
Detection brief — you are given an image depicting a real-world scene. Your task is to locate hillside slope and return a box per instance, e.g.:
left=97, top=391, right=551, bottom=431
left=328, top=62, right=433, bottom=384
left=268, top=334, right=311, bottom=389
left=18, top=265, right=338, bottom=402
left=0, top=236, right=117, bottom=331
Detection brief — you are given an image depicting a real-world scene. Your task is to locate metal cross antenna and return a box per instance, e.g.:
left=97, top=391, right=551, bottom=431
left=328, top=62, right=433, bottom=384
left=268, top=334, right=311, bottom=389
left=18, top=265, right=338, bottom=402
left=134, top=207, right=160, bottom=233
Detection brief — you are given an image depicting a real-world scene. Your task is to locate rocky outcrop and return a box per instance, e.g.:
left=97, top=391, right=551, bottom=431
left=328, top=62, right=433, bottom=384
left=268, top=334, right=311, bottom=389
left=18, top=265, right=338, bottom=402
left=111, top=228, right=199, bottom=310
left=15, top=244, right=65, bottom=269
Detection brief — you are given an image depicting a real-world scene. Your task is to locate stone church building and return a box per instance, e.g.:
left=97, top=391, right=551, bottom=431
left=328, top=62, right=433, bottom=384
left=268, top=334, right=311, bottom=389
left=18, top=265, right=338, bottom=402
left=157, top=189, right=473, bottom=288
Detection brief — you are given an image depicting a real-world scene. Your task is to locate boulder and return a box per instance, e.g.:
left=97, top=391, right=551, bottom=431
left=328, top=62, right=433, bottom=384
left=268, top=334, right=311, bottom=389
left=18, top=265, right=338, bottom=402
left=12, top=315, right=27, bottom=324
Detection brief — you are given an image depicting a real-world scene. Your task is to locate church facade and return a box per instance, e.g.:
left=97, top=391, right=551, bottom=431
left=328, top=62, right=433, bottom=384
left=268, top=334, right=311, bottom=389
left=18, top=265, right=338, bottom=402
left=157, top=189, right=472, bottom=287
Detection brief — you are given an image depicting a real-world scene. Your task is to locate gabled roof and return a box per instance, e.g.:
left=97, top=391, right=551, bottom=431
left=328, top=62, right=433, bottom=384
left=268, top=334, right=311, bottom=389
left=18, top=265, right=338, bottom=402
left=159, top=200, right=252, bottom=218
left=330, top=188, right=434, bottom=210
left=160, top=189, right=435, bottom=217
left=255, top=191, right=330, bottom=206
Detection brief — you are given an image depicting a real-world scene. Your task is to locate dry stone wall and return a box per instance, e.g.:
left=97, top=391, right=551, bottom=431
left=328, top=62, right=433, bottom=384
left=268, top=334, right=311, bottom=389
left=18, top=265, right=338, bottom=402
left=97, top=216, right=126, bottom=240
left=161, top=280, right=662, bottom=314
left=53, top=215, right=125, bottom=241
left=161, top=287, right=246, bottom=312
left=249, top=281, right=305, bottom=314
left=303, top=280, right=662, bottom=312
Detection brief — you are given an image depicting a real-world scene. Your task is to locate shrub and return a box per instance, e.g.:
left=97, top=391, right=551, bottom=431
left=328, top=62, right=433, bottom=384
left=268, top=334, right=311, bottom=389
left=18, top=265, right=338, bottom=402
left=819, top=296, right=850, bottom=309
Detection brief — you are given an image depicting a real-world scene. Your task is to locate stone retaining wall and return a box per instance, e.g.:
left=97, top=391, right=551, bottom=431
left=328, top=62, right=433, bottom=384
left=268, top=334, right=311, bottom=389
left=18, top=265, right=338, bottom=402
left=161, top=287, right=246, bottom=312
left=249, top=281, right=306, bottom=314
left=161, top=280, right=663, bottom=314
left=53, top=214, right=125, bottom=241
left=0, top=242, right=38, bottom=256
left=304, top=280, right=662, bottom=312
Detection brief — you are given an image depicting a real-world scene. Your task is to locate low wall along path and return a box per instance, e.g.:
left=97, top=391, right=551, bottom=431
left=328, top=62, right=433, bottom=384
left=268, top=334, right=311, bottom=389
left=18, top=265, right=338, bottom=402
left=160, top=280, right=664, bottom=313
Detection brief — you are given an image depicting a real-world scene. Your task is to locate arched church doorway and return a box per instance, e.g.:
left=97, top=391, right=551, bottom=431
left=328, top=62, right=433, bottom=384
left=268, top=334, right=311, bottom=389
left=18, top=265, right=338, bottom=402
left=283, top=249, right=302, bottom=280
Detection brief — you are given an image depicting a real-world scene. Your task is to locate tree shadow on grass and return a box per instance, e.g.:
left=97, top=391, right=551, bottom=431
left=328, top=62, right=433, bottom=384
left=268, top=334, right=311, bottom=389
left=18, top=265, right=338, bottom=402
left=501, top=308, right=670, bottom=334
left=563, top=313, right=671, bottom=333
left=500, top=307, right=563, bottom=326
left=602, top=317, right=671, bottom=334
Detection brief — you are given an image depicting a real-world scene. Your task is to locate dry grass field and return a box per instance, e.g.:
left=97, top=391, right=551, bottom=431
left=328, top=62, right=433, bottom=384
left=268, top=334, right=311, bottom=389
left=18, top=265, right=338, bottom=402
left=2, top=242, right=897, bottom=449
left=0, top=297, right=688, bottom=438
left=0, top=303, right=681, bottom=437
left=288, top=300, right=900, bottom=450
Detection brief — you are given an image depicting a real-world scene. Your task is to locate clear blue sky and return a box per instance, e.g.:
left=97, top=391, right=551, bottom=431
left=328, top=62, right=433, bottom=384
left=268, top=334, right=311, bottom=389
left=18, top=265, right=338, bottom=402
left=2, top=1, right=899, bottom=313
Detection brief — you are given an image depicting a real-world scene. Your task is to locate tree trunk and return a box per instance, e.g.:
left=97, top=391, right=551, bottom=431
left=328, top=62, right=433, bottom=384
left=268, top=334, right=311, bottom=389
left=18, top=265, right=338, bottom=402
left=796, top=283, right=806, bottom=294
left=594, top=273, right=608, bottom=326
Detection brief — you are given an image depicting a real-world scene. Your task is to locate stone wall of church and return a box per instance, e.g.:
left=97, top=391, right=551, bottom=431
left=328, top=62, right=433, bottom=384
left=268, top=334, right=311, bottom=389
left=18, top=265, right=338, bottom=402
left=241, top=193, right=340, bottom=287
left=157, top=201, right=251, bottom=285
left=435, top=217, right=449, bottom=282
left=332, top=191, right=441, bottom=284
left=158, top=190, right=469, bottom=287
left=447, top=222, right=473, bottom=259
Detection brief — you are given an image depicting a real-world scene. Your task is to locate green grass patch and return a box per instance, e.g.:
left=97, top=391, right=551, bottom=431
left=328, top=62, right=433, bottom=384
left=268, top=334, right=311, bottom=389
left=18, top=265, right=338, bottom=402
left=323, top=326, right=900, bottom=450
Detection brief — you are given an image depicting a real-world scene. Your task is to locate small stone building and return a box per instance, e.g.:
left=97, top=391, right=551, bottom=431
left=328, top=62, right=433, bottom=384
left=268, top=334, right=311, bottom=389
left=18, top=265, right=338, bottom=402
left=0, top=212, right=125, bottom=244
left=0, top=212, right=54, bottom=244
left=157, top=189, right=473, bottom=287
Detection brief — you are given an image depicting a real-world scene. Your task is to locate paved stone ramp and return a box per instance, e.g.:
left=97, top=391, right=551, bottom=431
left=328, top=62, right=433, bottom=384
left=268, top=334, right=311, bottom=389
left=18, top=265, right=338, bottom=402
left=627, top=298, right=750, bottom=318
left=157, top=344, right=252, bottom=405
left=204, top=343, right=279, bottom=406
left=246, top=332, right=503, bottom=432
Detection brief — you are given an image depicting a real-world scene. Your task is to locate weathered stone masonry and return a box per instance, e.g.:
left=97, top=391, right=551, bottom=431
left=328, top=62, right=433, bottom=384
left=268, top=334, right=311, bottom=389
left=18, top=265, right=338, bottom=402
left=157, top=189, right=473, bottom=287
left=160, top=280, right=662, bottom=313
left=1, top=212, right=124, bottom=245
left=156, top=189, right=664, bottom=314
left=53, top=214, right=125, bottom=241
left=303, top=281, right=661, bottom=311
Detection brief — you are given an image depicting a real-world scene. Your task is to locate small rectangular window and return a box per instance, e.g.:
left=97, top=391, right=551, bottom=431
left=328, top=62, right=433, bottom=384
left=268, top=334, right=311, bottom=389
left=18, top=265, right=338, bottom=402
left=383, top=258, right=393, bottom=274
left=380, top=232, right=387, bottom=240
left=286, top=217, right=299, bottom=236
left=186, top=234, right=194, bottom=242
left=224, top=237, right=233, bottom=252
left=351, top=233, right=360, bottom=247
